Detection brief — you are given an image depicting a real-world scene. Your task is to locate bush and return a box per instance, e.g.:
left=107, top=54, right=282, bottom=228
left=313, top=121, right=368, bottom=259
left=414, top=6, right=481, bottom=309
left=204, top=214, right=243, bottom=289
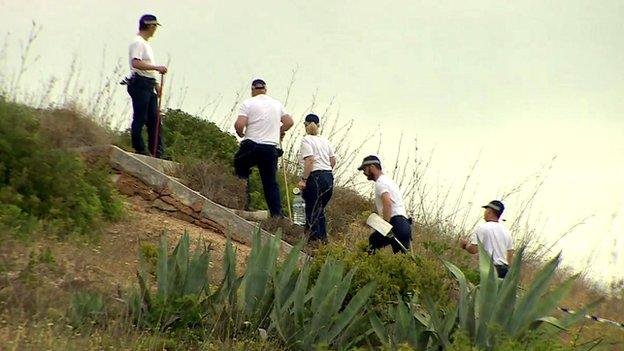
left=311, top=242, right=453, bottom=310
left=68, top=290, right=106, bottom=329
left=0, top=99, right=123, bottom=237
left=161, top=109, right=239, bottom=162
left=177, top=158, right=247, bottom=209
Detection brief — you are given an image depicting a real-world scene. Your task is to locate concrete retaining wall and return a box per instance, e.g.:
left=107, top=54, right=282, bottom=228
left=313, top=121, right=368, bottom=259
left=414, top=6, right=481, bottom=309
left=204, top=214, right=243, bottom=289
left=107, top=145, right=303, bottom=258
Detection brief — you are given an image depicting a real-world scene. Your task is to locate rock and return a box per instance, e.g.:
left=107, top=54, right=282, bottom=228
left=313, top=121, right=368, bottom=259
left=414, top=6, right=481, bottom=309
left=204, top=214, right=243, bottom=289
left=191, top=200, right=204, bottom=213
left=152, top=199, right=177, bottom=212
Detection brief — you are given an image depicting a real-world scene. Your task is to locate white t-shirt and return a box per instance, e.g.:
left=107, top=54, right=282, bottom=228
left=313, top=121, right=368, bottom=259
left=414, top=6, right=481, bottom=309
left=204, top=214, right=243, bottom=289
left=238, top=94, right=288, bottom=145
left=470, top=221, right=513, bottom=265
left=129, top=35, right=157, bottom=80
left=299, top=135, right=334, bottom=172
left=374, top=174, right=407, bottom=218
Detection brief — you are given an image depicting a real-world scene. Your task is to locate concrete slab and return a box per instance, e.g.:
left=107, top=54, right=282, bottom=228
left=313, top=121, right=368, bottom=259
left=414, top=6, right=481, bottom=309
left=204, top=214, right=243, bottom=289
left=107, top=145, right=305, bottom=260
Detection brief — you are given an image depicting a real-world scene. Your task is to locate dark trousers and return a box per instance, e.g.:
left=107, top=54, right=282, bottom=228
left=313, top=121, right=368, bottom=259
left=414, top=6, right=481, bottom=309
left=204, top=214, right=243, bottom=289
left=302, top=170, right=334, bottom=241
left=495, top=264, right=509, bottom=278
left=234, top=140, right=282, bottom=217
left=127, top=75, right=164, bottom=157
left=368, top=215, right=412, bottom=254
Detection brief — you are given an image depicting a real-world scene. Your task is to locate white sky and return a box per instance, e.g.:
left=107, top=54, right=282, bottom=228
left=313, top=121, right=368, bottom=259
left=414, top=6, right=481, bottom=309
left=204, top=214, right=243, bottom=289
left=0, top=0, right=622, bottom=285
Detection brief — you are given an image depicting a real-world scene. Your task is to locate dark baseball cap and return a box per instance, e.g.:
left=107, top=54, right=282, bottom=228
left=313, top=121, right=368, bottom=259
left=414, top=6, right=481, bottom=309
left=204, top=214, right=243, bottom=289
left=140, top=14, right=161, bottom=26
left=482, top=200, right=505, bottom=216
left=251, top=79, right=266, bottom=88
left=357, top=155, right=381, bottom=170
left=305, top=114, right=320, bottom=124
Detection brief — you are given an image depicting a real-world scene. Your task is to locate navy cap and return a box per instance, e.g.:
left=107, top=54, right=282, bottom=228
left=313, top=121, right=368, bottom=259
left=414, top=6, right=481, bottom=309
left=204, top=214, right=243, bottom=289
left=357, top=155, right=381, bottom=170
left=482, top=200, right=505, bottom=216
left=305, top=114, right=320, bottom=124
left=251, top=79, right=266, bottom=88
left=140, top=14, right=161, bottom=26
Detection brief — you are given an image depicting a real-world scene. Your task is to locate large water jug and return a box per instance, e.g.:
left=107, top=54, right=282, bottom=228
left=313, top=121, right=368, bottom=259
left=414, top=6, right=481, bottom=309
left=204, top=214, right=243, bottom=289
left=292, top=188, right=306, bottom=226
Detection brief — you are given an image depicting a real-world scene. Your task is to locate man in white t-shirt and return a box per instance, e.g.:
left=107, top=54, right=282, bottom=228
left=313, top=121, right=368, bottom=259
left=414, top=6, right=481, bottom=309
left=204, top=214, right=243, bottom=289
left=125, top=14, right=168, bottom=158
left=461, top=200, right=514, bottom=278
left=358, top=155, right=412, bottom=253
left=234, top=79, right=294, bottom=217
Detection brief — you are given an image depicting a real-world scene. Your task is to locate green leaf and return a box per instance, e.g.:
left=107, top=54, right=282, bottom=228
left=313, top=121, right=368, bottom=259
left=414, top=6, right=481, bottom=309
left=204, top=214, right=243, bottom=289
left=443, top=260, right=473, bottom=329
left=490, top=246, right=524, bottom=329
left=509, top=252, right=561, bottom=337
left=156, top=233, right=169, bottom=299
left=328, top=281, right=376, bottom=342
left=369, top=312, right=388, bottom=345
left=474, top=244, right=499, bottom=348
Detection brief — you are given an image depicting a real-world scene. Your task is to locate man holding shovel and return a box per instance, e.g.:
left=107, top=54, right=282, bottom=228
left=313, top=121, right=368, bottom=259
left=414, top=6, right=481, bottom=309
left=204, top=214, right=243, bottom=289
left=359, top=155, right=412, bottom=253
left=126, top=14, right=167, bottom=158
left=460, top=200, right=514, bottom=278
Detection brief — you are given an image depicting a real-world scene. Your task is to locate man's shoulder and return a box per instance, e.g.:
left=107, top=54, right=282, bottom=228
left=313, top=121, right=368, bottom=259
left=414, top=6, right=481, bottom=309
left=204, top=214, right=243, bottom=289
left=130, top=35, right=145, bottom=44
left=378, top=174, right=397, bottom=184
left=478, top=221, right=508, bottom=232
left=375, top=175, right=395, bottom=189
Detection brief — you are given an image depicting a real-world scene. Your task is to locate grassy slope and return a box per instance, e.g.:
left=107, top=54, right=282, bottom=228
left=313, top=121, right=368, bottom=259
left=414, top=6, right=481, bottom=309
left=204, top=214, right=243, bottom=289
left=0, top=102, right=622, bottom=350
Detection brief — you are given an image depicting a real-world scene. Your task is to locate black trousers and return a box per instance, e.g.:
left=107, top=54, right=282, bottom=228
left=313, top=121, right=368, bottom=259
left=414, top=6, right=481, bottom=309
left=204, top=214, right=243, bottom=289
left=495, top=264, right=509, bottom=278
left=302, top=170, right=334, bottom=241
left=368, top=215, right=412, bottom=254
left=127, top=75, right=164, bottom=157
left=234, top=140, right=282, bottom=217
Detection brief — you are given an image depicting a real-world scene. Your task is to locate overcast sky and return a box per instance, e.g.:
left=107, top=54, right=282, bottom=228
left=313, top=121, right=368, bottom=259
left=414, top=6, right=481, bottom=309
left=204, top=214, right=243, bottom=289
left=1, top=0, right=622, bottom=285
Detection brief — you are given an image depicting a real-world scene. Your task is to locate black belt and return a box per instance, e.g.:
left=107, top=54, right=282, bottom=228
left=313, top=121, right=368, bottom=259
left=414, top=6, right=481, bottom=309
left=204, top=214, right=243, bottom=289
left=310, top=170, right=332, bottom=174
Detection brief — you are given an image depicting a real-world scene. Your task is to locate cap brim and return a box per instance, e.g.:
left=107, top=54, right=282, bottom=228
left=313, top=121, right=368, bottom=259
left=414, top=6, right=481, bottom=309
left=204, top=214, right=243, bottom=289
left=482, top=204, right=501, bottom=212
left=358, top=160, right=380, bottom=170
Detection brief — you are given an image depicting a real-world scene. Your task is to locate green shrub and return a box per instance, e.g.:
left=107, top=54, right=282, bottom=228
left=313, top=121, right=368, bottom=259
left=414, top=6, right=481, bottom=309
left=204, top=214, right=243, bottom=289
left=0, top=99, right=123, bottom=237
left=311, top=242, right=453, bottom=311
left=161, top=109, right=239, bottom=162
left=68, top=290, right=106, bottom=329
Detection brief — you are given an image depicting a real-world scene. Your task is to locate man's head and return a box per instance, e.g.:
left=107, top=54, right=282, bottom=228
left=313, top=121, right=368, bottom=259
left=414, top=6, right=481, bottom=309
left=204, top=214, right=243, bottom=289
left=251, top=79, right=267, bottom=96
left=482, top=200, right=505, bottom=220
left=139, top=14, right=160, bottom=37
left=358, top=155, right=383, bottom=181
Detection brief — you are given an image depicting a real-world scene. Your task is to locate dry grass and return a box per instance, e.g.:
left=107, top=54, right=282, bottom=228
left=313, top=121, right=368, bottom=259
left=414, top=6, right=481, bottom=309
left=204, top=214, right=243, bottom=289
left=38, top=108, right=112, bottom=149
left=0, top=195, right=255, bottom=350
left=176, top=159, right=248, bottom=210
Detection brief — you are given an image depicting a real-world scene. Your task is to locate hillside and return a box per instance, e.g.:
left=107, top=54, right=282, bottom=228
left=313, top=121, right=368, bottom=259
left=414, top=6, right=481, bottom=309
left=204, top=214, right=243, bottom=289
left=0, top=99, right=622, bottom=350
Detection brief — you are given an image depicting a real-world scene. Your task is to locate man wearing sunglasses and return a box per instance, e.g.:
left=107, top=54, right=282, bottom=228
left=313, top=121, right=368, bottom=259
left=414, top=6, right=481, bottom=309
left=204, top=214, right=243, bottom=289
left=234, top=79, right=294, bottom=217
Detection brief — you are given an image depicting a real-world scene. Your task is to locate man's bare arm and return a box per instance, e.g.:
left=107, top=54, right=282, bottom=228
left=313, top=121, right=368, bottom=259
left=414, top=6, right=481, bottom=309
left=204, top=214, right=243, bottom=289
left=234, top=115, right=247, bottom=137
left=507, top=249, right=514, bottom=266
left=381, top=192, right=393, bottom=222
left=280, top=114, right=294, bottom=134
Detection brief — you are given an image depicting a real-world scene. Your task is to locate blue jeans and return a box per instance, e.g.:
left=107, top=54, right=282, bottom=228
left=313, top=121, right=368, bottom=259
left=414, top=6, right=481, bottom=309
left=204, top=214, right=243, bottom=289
left=234, top=140, right=283, bottom=217
left=368, top=215, right=412, bottom=254
left=127, top=75, right=164, bottom=157
left=302, top=170, right=334, bottom=241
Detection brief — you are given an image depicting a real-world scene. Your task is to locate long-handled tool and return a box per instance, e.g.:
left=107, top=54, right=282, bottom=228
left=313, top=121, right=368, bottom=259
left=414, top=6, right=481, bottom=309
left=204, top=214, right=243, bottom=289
left=366, top=213, right=410, bottom=254
left=152, top=73, right=164, bottom=157
left=279, top=141, right=292, bottom=220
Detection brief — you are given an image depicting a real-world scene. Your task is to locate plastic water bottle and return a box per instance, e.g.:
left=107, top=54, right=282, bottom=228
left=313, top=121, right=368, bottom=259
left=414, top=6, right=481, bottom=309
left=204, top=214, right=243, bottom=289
left=292, top=188, right=306, bottom=226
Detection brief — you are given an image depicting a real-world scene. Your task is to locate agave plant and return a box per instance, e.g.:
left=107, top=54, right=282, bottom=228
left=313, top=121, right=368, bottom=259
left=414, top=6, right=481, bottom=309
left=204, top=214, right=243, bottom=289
left=442, top=244, right=586, bottom=350
left=369, top=294, right=437, bottom=349
left=270, top=258, right=377, bottom=350
left=206, top=228, right=303, bottom=337
left=131, top=231, right=211, bottom=330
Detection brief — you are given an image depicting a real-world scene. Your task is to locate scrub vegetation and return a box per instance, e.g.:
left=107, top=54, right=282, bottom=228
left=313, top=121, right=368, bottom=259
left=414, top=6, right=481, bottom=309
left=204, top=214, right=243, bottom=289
left=0, top=30, right=622, bottom=350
